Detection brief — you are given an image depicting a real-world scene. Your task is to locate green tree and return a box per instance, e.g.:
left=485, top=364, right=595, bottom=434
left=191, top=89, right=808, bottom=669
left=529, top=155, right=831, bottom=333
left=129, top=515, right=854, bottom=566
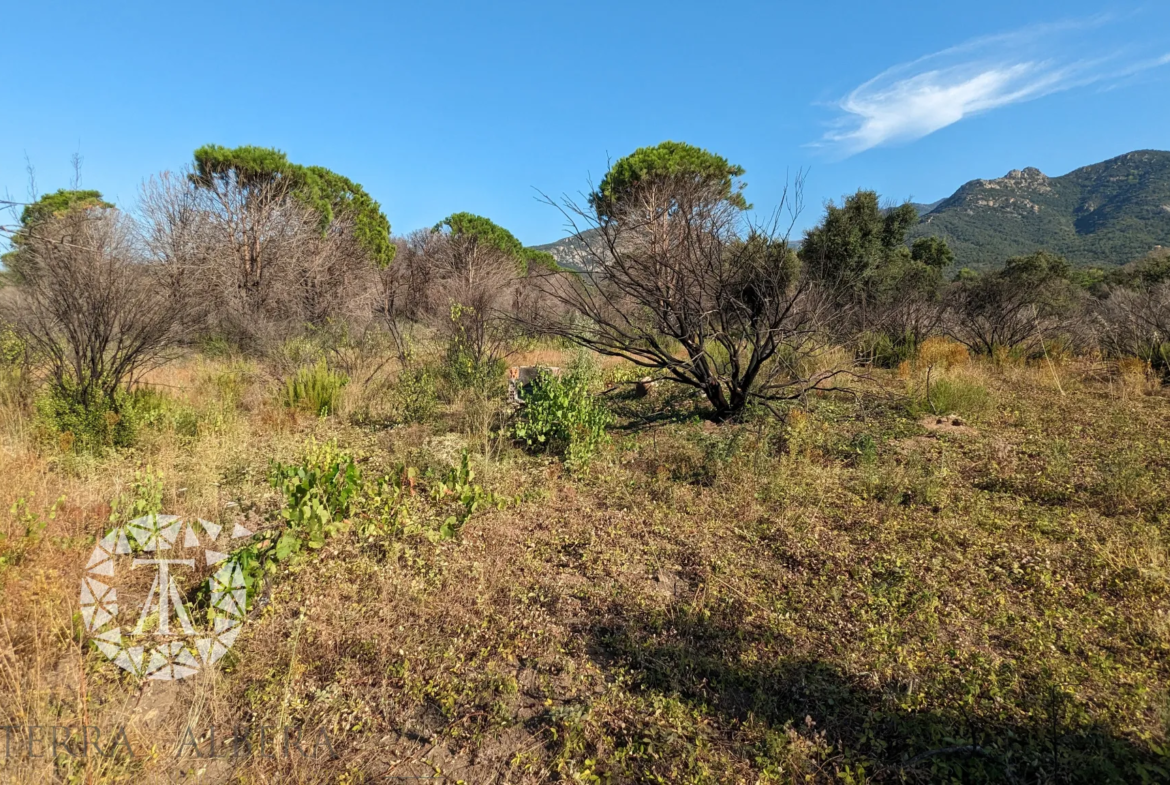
left=17, top=189, right=113, bottom=227
left=1106, top=248, right=1170, bottom=289
left=800, top=190, right=920, bottom=287
left=911, top=236, right=954, bottom=269
left=3, top=190, right=114, bottom=278
left=1002, top=249, right=1070, bottom=282
left=435, top=212, right=524, bottom=264
left=590, top=140, right=749, bottom=220
left=522, top=248, right=561, bottom=272
left=801, top=191, right=953, bottom=362
left=948, top=250, right=1081, bottom=355
left=191, top=145, right=394, bottom=266
left=434, top=212, right=560, bottom=274
left=531, top=143, right=833, bottom=421
left=301, top=166, right=395, bottom=267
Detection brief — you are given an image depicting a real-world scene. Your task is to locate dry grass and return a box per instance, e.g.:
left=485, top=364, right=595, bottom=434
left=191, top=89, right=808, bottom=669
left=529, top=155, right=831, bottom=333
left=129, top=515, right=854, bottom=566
left=0, top=346, right=1167, bottom=783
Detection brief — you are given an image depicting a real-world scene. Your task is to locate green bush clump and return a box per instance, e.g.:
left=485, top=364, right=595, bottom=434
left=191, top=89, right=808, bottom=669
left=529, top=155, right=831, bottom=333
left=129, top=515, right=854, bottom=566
left=391, top=366, right=439, bottom=424
left=35, top=382, right=139, bottom=453
left=443, top=342, right=505, bottom=394
left=910, top=376, right=992, bottom=419
left=0, top=324, right=30, bottom=409
left=281, top=361, right=348, bottom=416
left=34, top=381, right=208, bottom=453
left=230, top=440, right=362, bottom=599
left=197, top=333, right=239, bottom=359
left=514, top=356, right=612, bottom=472
left=857, top=330, right=918, bottom=368
left=1139, top=341, right=1170, bottom=379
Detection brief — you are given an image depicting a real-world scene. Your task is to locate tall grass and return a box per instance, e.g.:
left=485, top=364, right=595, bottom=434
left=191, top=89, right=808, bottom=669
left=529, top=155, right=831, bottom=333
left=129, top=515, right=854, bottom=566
left=280, top=361, right=348, bottom=416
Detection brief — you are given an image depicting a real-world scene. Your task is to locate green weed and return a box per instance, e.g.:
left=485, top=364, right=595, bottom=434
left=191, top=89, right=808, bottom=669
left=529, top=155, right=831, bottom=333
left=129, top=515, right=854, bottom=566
left=280, top=360, right=348, bottom=416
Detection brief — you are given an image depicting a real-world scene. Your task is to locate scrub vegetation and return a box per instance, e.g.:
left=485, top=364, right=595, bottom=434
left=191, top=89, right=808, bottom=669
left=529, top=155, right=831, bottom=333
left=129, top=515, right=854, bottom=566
left=0, top=141, right=1167, bottom=784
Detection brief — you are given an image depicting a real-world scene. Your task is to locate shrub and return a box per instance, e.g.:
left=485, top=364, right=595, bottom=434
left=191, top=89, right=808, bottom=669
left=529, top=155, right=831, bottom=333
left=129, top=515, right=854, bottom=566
left=5, top=206, right=191, bottom=415
left=201, top=359, right=255, bottom=411
left=270, top=335, right=325, bottom=376
left=0, top=323, right=24, bottom=366
left=915, top=336, right=970, bottom=370
left=35, top=383, right=138, bottom=453
left=1133, top=342, right=1170, bottom=380
left=385, top=366, right=440, bottom=425
left=444, top=337, right=506, bottom=393
left=197, top=333, right=240, bottom=359
left=514, top=356, right=612, bottom=472
left=909, top=375, right=992, bottom=419
left=0, top=323, right=30, bottom=410
left=280, top=361, right=348, bottom=416
left=857, top=330, right=917, bottom=368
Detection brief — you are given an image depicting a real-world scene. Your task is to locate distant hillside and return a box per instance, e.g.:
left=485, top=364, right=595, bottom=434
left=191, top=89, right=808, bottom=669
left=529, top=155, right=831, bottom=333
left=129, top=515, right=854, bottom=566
left=530, top=229, right=605, bottom=273
left=534, top=151, right=1170, bottom=272
left=909, top=199, right=943, bottom=216
left=909, top=150, right=1170, bottom=269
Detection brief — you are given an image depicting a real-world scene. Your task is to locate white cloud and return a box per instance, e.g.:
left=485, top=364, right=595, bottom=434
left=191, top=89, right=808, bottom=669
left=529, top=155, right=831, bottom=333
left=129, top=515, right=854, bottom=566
left=819, top=18, right=1170, bottom=156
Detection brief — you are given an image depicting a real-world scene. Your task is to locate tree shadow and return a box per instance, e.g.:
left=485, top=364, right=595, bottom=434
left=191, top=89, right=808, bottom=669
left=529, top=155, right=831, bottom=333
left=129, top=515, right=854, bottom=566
left=605, top=382, right=732, bottom=431
left=580, top=598, right=1165, bottom=784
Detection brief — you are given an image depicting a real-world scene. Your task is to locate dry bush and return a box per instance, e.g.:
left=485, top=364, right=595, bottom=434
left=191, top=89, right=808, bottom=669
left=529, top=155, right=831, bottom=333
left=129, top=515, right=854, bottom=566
left=915, top=336, right=970, bottom=370
left=529, top=176, right=847, bottom=420
left=1094, top=282, right=1170, bottom=378
left=423, top=230, right=521, bottom=374
left=140, top=171, right=379, bottom=352
left=375, top=230, right=436, bottom=364
left=0, top=206, right=192, bottom=409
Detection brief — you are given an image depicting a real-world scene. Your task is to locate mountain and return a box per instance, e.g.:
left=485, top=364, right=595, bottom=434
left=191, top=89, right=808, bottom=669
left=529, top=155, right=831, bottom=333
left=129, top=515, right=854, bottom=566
left=530, top=229, right=605, bottom=273
left=909, top=150, right=1170, bottom=269
left=910, top=199, right=943, bottom=216
left=534, top=151, right=1170, bottom=272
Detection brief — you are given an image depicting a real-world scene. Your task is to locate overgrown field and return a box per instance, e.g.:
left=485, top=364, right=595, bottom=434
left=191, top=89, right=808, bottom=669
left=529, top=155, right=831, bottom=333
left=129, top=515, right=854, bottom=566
left=0, top=344, right=1167, bottom=784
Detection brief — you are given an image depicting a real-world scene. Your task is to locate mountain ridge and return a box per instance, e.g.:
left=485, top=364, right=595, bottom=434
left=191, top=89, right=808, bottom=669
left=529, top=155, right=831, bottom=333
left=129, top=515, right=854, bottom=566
left=909, top=149, right=1170, bottom=268
left=533, top=151, right=1170, bottom=271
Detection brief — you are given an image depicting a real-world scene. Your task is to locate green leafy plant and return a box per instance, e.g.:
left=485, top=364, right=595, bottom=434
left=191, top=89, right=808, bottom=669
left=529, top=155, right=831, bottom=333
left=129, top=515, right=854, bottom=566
left=108, top=467, right=165, bottom=535
left=230, top=441, right=362, bottom=597
left=514, top=359, right=612, bottom=473
left=428, top=450, right=507, bottom=538
left=390, top=366, right=439, bottom=424
left=268, top=441, right=361, bottom=559
left=222, top=438, right=513, bottom=606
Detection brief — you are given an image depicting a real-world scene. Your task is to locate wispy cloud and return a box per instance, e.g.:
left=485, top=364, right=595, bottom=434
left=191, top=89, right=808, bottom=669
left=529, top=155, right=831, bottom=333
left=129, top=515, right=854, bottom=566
left=818, top=17, right=1170, bottom=156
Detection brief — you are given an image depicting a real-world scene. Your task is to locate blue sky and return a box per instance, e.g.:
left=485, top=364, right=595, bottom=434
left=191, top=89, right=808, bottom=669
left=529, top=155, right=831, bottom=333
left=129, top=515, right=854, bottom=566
left=2, top=1, right=1168, bottom=245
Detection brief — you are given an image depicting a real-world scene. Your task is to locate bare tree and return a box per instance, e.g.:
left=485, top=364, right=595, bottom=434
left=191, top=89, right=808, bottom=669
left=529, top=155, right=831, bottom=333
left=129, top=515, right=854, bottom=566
left=527, top=175, right=847, bottom=420
left=1095, top=282, right=1170, bottom=375
left=425, top=231, right=521, bottom=373
left=0, top=205, right=192, bottom=408
left=945, top=259, right=1082, bottom=356
left=139, top=170, right=377, bottom=350
left=375, top=230, right=438, bottom=365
